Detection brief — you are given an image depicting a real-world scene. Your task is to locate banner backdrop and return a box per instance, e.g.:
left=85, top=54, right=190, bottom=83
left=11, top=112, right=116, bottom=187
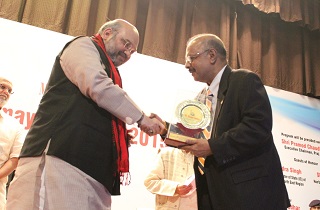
left=1, top=18, right=319, bottom=210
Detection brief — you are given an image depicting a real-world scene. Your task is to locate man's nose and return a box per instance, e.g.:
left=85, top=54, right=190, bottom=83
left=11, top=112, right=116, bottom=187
left=124, top=50, right=131, bottom=60
left=185, top=61, right=191, bottom=68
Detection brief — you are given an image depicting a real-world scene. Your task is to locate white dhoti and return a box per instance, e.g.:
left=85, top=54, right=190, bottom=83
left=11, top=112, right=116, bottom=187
left=6, top=154, right=111, bottom=210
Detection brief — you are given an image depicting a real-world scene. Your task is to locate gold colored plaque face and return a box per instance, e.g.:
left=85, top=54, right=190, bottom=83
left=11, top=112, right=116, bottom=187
left=175, top=100, right=211, bottom=129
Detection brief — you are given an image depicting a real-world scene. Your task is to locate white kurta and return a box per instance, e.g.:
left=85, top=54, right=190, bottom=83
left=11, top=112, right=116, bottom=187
left=0, top=110, right=24, bottom=210
left=144, top=147, right=197, bottom=210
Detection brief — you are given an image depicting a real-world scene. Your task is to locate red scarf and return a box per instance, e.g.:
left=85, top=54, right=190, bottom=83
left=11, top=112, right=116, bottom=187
left=91, top=34, right=130, bottom=185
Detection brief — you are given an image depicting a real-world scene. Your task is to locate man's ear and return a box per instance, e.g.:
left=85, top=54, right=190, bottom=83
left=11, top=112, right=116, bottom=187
left=209, top=48, right=217, bottom=64
left=101, top=28, right=113, bottom=39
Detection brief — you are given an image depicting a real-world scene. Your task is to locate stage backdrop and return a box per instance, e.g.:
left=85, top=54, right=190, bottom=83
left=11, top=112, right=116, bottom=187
left=1, top=18, right=319, bottom=210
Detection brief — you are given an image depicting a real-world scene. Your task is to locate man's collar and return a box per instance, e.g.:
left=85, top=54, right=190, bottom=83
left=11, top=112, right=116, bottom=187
left=208, top=65, right=227, bottom=92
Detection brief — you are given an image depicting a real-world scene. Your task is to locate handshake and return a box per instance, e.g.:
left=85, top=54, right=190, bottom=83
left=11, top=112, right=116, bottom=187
left=137, top=113, right=167, bottom=136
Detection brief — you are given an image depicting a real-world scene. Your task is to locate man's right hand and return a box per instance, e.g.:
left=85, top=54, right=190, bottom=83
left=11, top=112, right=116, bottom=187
left=138, top=114, right=165, bottom=136
left=149, top=113, right=167, bottom=136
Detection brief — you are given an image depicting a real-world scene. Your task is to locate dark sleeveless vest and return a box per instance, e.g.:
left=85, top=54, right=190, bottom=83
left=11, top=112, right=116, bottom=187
left=20, top=37, right=121, bottom=195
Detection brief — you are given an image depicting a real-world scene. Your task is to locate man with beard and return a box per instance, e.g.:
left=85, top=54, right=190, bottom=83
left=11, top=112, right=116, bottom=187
left=6, top=19, right=164, bottom=210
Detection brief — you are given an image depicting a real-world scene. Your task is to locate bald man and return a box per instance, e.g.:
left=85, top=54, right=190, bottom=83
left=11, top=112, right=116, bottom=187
left=7, top=19, right=164, bottom=210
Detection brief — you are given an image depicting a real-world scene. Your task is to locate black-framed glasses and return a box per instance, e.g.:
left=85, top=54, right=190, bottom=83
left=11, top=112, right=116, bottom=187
left=185, top=49, right=211, bottom=64
left=120, top=38, right=136, bottom=54
left=0, top=83, right=14, bottom=94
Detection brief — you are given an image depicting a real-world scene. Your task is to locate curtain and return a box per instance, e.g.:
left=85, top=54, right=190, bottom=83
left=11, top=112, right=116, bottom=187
left=235, top=3, right=320, bottom=97
left=241, top=0, right=320, bottom=31
left=0, top=0, right=319, bottom=98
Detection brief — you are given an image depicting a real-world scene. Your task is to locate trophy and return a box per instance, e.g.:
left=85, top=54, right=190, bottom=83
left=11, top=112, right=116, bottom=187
left=164, top=91, right=214, bottom=147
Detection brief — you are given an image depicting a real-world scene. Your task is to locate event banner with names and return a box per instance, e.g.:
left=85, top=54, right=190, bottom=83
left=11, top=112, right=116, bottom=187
left=266, top=86, right=320, bottom=210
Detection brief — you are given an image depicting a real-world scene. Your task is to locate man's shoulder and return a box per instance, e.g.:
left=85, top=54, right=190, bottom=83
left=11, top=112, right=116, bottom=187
left=67, top=36, right=92, bottom=46
left=60, top=36, right=98, bottom=59
left=220, top=66, right=255, bottom=81
left=229, top=68, right=261, bottom=81
left=231, top=68, right=255, bottom=75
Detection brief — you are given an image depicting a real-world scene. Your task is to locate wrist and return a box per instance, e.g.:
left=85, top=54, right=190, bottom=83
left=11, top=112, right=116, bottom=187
left=136, top=112, right=145, bottom=127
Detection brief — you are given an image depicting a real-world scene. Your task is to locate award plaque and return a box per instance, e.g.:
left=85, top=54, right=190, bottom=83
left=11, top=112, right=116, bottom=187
left=175, top=100, right=211, bottom=129
left=164, top=98, right=214, bottom=148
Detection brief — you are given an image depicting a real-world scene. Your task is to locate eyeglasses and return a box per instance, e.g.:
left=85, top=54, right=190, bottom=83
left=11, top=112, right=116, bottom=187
left=185, top=49, right=211, bottom=64
left=120, top=38, right=136, bottom=55
left=0, top=83, right=14, bottom=94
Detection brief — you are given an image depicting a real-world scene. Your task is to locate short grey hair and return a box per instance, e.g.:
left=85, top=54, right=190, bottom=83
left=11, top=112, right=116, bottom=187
left=188, top=33, right=227, bottom=58
left=98, top=19, right=123, bottom=34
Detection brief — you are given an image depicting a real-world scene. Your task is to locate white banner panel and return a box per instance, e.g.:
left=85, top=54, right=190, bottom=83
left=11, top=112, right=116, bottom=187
left=1, top=18, right=319, bottom=210
left=266, top=86, right=320, bottom=210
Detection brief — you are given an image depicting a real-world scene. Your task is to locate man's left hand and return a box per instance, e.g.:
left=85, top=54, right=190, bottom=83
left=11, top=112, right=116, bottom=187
left=179, top=139, right=213, bottom=157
